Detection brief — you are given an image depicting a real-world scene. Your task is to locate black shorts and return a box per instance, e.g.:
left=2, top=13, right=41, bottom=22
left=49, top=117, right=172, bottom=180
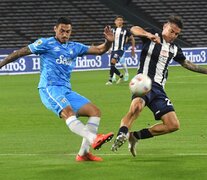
left=111, top=50, right=124, bottom=62
left=132, top=82, right=175, bottom=120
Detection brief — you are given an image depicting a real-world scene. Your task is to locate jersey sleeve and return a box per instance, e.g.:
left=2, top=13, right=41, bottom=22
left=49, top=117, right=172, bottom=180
left=28, top=38, right=48, bottom=55
left=173, top=46, right=186, bottom=63
left=75, top=42, right=90, bottom=56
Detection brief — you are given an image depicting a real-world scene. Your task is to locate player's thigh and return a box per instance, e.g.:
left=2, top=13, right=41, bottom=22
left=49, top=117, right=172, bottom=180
left=111, top=50, right=124, bottom=63
left=66, top=91, right=90, bottom=114
left=77, top=102, right=101, bottom=117
left=148, top=96, right=175, bottom=120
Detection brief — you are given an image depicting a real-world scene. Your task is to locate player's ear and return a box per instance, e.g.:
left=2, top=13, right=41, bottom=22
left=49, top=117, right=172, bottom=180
left=163, top=23, right=167, bottom=30
left=54, top=25, right=57, bottom=33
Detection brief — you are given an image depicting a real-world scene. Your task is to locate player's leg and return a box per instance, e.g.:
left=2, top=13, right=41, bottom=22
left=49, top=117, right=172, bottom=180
left=76, top=103, right=101, bottom=161
left=149, top=111, right=180, bottom=135
left=112, top=73, right=117, bottom=82
left=129, top=89, right=179, bottom=156
left=122, top=63, right=129, bottom=81
left=128, top=111, right=179, bottom=157
left=61, top=106, right=98, bottom=144
left=106, top=51, right=124, bottom=85
left=111, top=97, right=145, bottom=151
left=68, top=92, right=113, bottom=161
left=119, top=53, right=129, bottom=81
left=39, top=87, right=97, bottom=150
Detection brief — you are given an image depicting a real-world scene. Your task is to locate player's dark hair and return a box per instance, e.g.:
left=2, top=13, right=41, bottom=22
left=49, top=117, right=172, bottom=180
left=56, top=17, right=72, bottom=26
left=167, top=15, right=183, bottom=29
left=114, top=15, right=124, bottom=21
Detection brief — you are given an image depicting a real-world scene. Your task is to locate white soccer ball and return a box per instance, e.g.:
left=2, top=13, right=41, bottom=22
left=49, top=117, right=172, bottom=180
left=129, top=73, right=152, bottom=96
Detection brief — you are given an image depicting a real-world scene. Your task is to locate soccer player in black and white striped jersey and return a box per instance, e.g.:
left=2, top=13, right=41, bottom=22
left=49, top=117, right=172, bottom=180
left=111, top=15, right=207, bottom=156
left=106, top=15, right=135, bottom=85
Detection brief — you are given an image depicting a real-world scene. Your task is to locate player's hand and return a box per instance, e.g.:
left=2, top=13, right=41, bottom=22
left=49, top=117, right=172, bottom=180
left=104, top=26, right=114, bottom=43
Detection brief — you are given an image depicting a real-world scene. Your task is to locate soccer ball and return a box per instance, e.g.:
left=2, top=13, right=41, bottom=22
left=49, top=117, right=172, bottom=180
left=129, top=73, right=152, bottom=96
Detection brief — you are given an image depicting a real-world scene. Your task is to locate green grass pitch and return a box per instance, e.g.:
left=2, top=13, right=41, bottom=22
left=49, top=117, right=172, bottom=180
left=0, top=66, right=207, bottom=180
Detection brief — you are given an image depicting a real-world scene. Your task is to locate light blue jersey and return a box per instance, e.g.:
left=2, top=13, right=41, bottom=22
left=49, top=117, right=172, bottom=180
left=28, top=37, right=90, bottom=116
left=28, top=37, right=89, bottom=89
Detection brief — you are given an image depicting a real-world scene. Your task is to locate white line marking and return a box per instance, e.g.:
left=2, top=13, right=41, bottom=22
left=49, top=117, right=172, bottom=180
left=0, top=153, right=207, bottom=156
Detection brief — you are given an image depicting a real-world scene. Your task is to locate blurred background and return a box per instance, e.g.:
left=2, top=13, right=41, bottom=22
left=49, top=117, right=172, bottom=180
left=0, top=0, right=207, bottom=49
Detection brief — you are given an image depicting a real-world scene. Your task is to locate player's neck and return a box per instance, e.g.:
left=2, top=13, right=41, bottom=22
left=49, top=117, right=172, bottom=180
left=54, top=37, right=68, bottom=44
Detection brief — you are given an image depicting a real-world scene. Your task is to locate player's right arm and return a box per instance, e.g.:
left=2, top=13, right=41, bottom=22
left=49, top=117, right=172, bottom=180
left=0, top=46, right=32, bottom=68
left=130, top=26, right=160, bottom=44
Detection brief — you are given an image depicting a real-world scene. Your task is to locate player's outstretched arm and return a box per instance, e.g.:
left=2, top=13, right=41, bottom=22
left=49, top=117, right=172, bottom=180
left=0, top=46, right=32, bottom=68
left=87, top=26, right=114, bottom=55
left=129, top=35, right=135, bottom=57
left=130, top=26, right=160, bottom=44
left=180, top=59, right=207, bottom=74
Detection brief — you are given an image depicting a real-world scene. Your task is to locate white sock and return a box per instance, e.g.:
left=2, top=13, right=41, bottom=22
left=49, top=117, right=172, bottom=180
left=65, top=116, right=96, bottom=144
left=78, top=117, right=100, bottom=156
left=122, top=63, right=128, bottom=74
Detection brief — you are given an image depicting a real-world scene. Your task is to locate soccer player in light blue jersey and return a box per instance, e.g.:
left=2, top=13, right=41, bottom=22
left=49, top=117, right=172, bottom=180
left=0, top=17, right=114, bottom=162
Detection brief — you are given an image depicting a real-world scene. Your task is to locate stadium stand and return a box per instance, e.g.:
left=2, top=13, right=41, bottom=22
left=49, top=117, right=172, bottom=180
left=0, top=0, right=132, bottom=48
left=130, top=0, right=207, bottom=47
left=0, top=0, right=206, bottom=48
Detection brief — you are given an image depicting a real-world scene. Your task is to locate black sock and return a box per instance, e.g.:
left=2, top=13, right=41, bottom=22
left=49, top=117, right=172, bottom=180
left=110, top=64, right=116, bottom=80
left=114, top=67, right=122, bottom=77
left=133, top=128, right=153, bottom=139
left=117, top=126, right=128, bottom=136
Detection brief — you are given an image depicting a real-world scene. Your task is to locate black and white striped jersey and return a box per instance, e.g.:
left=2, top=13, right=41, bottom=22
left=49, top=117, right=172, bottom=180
left=138, top=28, right=186, bottom=87
left=111, top=27, right=131, bottom=51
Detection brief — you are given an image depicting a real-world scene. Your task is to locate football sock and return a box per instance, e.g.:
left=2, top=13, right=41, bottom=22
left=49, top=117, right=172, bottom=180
left=133, top=128, right=153, bottom=139
left=122, top=63, right=128, bottom=74
left=109, top=63, right=116, bottom=81
left=78, top=117, right=100, bottom=156
left=65, top=116, right=96, bottom=144
left=117, top=126, right=128, bottom=136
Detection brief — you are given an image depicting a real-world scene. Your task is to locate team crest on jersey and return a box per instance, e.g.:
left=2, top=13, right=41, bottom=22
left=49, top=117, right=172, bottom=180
left=34, top=40, right=43, bottom=47
left=61, top=98, right=67, bottom=103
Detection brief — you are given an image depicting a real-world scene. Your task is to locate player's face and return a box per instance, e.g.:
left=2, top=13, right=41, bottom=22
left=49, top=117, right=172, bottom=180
left=162, top=22, right=181, bottom=43
left=54, top=24, right=72, bottom=43
left=114, top=18, right=124, bottom=27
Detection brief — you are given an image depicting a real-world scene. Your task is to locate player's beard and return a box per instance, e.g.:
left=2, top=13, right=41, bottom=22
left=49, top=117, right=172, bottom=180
left=60, top=37, right=69, bottom=43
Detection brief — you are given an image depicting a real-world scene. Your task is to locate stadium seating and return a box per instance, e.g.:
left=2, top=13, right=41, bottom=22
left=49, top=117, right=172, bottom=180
left=131, top=0, right=207, bottom=47
left=0, top=0, right=206, bottom=48
left=0, top=0, right=132, bottom=48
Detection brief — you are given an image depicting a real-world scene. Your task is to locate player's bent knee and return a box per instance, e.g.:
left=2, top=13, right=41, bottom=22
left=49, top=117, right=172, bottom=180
left=168, top=121, right=180, bottom=132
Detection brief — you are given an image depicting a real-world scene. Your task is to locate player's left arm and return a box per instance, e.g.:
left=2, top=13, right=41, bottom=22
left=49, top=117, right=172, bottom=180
left=129, top=35, right=135, bottom=57
left=180, top=59, right=207, bottom=74
left=87, top=26, right=114, bottom=55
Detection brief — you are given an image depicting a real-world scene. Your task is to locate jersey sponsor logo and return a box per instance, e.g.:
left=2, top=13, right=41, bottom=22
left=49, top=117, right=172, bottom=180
left=56, top=55, right=73, bottom=65
left=160, top=50, right=168, bottom=57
